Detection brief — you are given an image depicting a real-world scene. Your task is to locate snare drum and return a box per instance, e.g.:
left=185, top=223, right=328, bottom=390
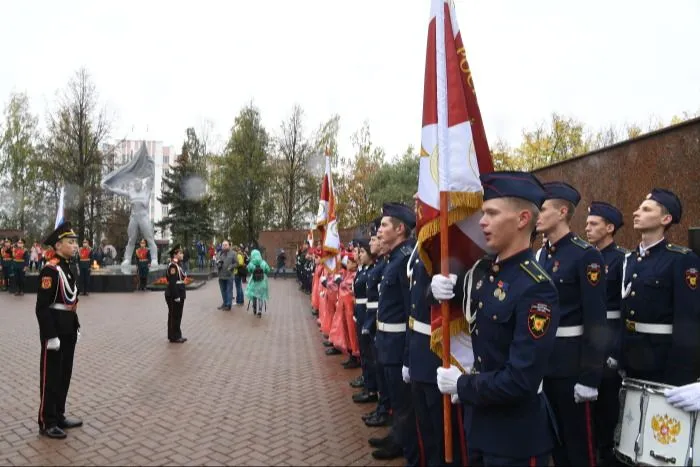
left=615, top=377, right=699, bottom=466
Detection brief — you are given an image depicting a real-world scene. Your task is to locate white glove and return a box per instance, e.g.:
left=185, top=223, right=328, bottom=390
left=402, top=366, right=410, bottom=384
left=436, top=365, right=463, bottom=395
left=431, top=274, right=457, bottom=301
left=451, top=393, right=460, bottom=404
left=574, top=383, right=598, bottom=403
left=46, top=337, right=61, bottom=351
left=606, top=357, right=618, bottom=369
left=361, top=328, right=370, bottom=335
left=174, top=298, right=181, bottom=303
left=665, top=382, right=700, bottom=412
left=77, top=329, right=81, bottom=343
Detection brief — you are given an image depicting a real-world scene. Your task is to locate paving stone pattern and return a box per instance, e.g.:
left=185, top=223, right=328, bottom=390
left=0, top=279, right=402, bottom=466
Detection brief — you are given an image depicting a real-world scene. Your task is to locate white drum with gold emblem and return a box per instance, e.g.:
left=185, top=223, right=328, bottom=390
left=615, top=377, right=698, bottom=466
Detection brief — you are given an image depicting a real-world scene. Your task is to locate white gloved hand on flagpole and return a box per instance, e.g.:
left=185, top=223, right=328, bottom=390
left=431, top=274, right=457, bottom=301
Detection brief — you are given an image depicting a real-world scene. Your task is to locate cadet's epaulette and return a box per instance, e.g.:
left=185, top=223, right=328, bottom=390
left=615, top=245, right=631, bottom=255
left=400, top=244, right=413, bottom=257
left=520, top=259, right=551, bottom=284
left=666, top=243, right=691, bottom=254
left=570, top=236, right=592, bottom=249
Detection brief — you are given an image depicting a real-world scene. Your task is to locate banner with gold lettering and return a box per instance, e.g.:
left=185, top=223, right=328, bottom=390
left=417, top=0, right=494, bottom=371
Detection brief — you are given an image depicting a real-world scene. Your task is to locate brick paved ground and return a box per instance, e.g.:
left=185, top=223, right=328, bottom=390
left=0, top=278, right=402, bottom=466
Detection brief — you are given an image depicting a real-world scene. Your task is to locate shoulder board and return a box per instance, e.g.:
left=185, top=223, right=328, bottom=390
left=666, top=243, right=691, bottom=254
left=520, top=260, right=551, bottom=284
left=570, top=236, right=592, bottom=249
left=399, top=245, right=413, bottom=257
left=614, top=245, right=630, bottom=255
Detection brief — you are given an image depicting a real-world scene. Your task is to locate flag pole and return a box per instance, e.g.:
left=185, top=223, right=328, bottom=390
left=439, top=192, right=453, bottom=463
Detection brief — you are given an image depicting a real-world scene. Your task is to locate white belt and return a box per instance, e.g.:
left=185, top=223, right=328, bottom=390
left=607, top=310, right=621, bottom=319
left=377, top=320, right=407, bottom=333
left=625, top=320, right=673, bottom=335
left=408, top=317, right=431, bottom=336
left=355, top=298, right=367, bottom=304
left=176, top=280, right=185, bottom=284
left=367, top=302, right=378, bottom=310
left=556, top=325, right=584, bottom=337
left=50, top=303, right=77, bottom=312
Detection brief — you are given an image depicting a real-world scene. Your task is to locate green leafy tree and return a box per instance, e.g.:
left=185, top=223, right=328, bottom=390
left=0, top=92, right=42, bottom=236
left=210, top=103, right=270, bottom=244
left=158, top=131, right=214, bottom=249
left=368, top=145, right=420, bottom=208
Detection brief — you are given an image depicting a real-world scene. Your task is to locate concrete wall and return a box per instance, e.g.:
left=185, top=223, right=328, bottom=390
left=533, top=117, right=700, bottom=249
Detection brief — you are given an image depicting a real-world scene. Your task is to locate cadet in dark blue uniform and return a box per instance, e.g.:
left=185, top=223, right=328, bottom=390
left=584, top=201, right=628, bottom=464
left=535, top=182, right=607, bottom=466
left=621, top=189, right=700, bottom=385
left=536, top=181, right=607, bottom=466
left=373, top=202, right=419, bottom=464
left=351, top=238, right=379, bottom=402
left=363, top=219, right=392, bottom=428
left=407, top=244, right=466, bottom=466
left=432, top=171, right=560, bottom=466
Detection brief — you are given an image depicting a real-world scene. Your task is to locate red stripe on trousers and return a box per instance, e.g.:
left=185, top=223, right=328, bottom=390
left=416, top=418, right=425, bottom=467
left=530, top=456, right=536, bottom=467
left=584, top=401, right=595, bottom=467
left=457, top=405, right=468, bottom=467
left=38, top=342, right=48, bottom=429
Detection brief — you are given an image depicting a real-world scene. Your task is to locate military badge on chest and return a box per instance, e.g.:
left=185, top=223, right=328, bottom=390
left=552, top=260, right=560, bottom=273
left=493, top=280, right=509, bottom=301
left=586, top=263, right=601, bottom=286
left=528, top=302, right=552, bottom=339
left=686, top=268, right=698, bottom=290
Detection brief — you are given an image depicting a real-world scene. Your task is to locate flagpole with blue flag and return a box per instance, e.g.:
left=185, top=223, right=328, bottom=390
left=54, top=187, right=65, bottom=229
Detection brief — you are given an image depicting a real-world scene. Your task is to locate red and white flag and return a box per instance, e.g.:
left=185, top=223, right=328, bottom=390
left=417, top=0, right=494, bottom=372
left=315, top=150, right=340, bottom=273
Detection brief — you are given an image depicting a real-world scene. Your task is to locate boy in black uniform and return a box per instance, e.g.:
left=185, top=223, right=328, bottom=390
left=35, top=222, right=83, bottom=439
left=165, top=245, right=187, bottom=343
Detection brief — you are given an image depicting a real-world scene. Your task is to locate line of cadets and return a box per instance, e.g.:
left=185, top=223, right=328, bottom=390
left=301, top=170, right=700, bottom=467
left=0, top=237, right=152, bottom=295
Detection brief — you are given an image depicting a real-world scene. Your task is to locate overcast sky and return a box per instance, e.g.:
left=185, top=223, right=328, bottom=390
left=2, top=0, right=699, bottom=160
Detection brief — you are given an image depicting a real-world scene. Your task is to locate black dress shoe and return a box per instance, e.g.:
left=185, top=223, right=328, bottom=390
left=361, top=409, right=378, bottom=421
left=40, top=426, right=67, bottom=439
left=364, top=413, right=391, bottom=427
left=340, top=357, right=352, bottom=365
left=342, top=357, right=361, bottom=369
left=349, top=375, right=364, bottom=388
left=322, top=340, right=333, bottom=347
left=325, top=347, right=341, bottom=356
left=353, top=391, right=378, bottom=403
left=368, top=434, right=393, bottom=448
left=58, top=417, right=83, bottom=429
left=372, top=445, right=403, bottom=460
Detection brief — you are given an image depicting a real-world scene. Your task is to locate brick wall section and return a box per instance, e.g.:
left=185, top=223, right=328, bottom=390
left=257, top=228, right=358, bottom=267
left=533, top=117, right=700, bottom=250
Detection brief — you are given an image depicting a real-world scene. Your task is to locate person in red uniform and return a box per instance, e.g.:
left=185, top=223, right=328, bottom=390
left=1, top=238, right=13, bottom=292
left=13, top=238, right=29, bottom=296
left=135, top=239, right=151, bottom=291
left=78, top=239, right=92, bottom=296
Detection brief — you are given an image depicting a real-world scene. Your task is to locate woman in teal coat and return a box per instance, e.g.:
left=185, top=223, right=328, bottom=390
left=245, top=249, right=270, bottom=316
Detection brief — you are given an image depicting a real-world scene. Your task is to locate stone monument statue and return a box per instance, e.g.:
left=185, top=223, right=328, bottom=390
left=101, top=142, right=159, bottom=273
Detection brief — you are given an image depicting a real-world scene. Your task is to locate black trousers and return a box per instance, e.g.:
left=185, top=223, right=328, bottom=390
left=15, top=268, right=25, bottom=293
left=412, top=381, right=466, bottom=466
left=166, top=297, right=184, bottom=340
left=79, top=267, right=90, bottom=294
left=384, top=364, right=420, bottom=466
left=358, top=332, right=378, bottom=392
left=596, top=369, right=622, bottom=464
left=38, top=333, right=77, bottom=430
left=139, top=275, right=147, bottom=290
left=543, top=376, right=597, bottom=466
